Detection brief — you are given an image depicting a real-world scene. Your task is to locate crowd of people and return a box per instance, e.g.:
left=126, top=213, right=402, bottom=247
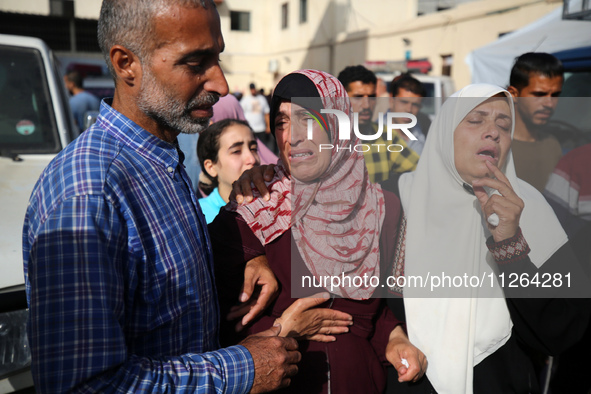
left=27, top=0, right=591, bottom=393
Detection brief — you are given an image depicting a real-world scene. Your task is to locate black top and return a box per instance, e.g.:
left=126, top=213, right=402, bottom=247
left=380, top=177, right=591, bottom=394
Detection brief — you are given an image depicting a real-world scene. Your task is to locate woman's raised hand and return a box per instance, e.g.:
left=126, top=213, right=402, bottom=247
left=472, top=161, right=525, bottom=242
left=273, top=293, right=353, bottom=342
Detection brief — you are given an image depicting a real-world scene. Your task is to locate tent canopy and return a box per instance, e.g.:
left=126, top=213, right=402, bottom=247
left=466, top=6, right=591, bottom=86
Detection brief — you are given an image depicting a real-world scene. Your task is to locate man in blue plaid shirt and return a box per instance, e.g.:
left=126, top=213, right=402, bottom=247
left=22, top=0, right=299, bottom=392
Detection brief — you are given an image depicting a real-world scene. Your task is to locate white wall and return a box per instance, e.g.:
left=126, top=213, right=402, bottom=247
left=0, top=0, right=564, bottom=92
left=0, top=0, right=101, bottom=18
left=218, top=0, right=562, bottom=92
left=74, top=0, right=102, bottom=19
left=1, top=0, right=49, bottom=15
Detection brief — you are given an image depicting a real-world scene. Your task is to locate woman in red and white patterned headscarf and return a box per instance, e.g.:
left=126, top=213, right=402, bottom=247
left=209, top=69, right=426, bottom=394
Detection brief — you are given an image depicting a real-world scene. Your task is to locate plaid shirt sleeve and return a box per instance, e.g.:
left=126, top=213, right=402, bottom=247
left=364, top=133, right=420, bottom=183
left=387, top=134, right=420, bottom=175
left=24, top=194, right=254, bottom=394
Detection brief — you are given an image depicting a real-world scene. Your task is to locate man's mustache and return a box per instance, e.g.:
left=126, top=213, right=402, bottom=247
left=187, top=93, right=220, bottom=112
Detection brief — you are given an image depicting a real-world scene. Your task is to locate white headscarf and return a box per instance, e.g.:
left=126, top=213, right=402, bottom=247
left=399, top=84, right=567, bottom=393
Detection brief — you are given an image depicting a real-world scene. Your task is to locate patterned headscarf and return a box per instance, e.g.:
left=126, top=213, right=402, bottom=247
left=233, top=69, right=385, bottom=299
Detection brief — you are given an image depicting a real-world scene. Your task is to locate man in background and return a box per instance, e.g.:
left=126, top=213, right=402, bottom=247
left=371, top=77, right=390, bottom=123
left=337, top=65, right=420, bottom=183
left=389, top=73, right=430, bottom=155
left=64, top=70, right=100, bottom=132
left=241, top=82, right=275, bottom=153
left=507, top=52, right=564, bottom=192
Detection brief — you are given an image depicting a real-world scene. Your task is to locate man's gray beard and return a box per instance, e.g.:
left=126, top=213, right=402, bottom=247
left=137, top=69, right=219, bottom=135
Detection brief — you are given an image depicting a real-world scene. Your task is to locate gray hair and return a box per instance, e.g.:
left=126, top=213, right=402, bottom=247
left=98, top=0, right=214, bottom=80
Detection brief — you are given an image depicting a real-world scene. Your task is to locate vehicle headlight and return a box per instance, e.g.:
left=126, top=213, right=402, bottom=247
left=0, top=309, right=31, bottom=379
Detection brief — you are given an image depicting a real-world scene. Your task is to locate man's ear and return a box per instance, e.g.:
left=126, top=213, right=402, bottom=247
left=110, top=45, right=142, bottom=87
left=203, top=159, right=218, bottom=178
left=507, top=85, right=519, bottom=99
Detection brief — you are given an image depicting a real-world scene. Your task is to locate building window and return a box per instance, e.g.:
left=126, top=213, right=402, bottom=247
left=299, top=0, right=307, bottom=23
left=230, top=11, right=250, bottom=31
left=441, top=54, right=453, bottom=77
left=49, top=0, right=74, bottom=17
left=281, top=3, right=289, bottom=29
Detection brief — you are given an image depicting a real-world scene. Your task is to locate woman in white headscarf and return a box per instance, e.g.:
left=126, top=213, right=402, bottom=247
left=383, top=83, right=591, bottom=393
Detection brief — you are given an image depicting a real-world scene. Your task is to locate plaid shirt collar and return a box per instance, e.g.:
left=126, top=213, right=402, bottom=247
left=96, top=99, right=182, bottom=179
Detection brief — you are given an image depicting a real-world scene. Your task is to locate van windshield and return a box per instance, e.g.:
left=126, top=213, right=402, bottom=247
left=0, top=45, right=61, bottom=157
left=420, top=82, right=435, bottom=117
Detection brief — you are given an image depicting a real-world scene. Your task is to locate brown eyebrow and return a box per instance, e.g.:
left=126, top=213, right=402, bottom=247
left=228, top=141, right=246, bottom=150
left=293, top=108, right=310, bottom=116
left=469, top=110, right=510, bottom=119
left=275, top=110, right=290, bottom=119
left=176, top=49, right=219, bottom=64
left=228, top=138, right=257, bottom=150
left=530, top=89, right=560, bottom=94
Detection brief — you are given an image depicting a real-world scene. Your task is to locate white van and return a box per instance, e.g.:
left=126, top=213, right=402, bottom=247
left=374, top=72, right=456, bottom=120
left=0, top=34, right=78, bottom=392
left=413, top=74, right=456, bottom=119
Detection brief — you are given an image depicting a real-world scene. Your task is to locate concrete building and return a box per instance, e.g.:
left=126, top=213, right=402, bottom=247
left=0, top=0, right=564, bottom=93
left=0, top=0, right=102, bottom=19
left=218, top=0, right=561, bottom=92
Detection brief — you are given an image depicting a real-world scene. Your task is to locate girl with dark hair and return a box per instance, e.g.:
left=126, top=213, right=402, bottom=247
left=197, top=118, right=260, bottom=223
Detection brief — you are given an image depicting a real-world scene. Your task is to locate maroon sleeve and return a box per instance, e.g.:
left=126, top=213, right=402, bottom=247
left=371, top=301, right=403, bottom=365
left=485, top=227, right=531, bottom=264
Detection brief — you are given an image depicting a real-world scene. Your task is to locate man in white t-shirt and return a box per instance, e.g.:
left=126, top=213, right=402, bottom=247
left=240, top=83, right=275, bottom=153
